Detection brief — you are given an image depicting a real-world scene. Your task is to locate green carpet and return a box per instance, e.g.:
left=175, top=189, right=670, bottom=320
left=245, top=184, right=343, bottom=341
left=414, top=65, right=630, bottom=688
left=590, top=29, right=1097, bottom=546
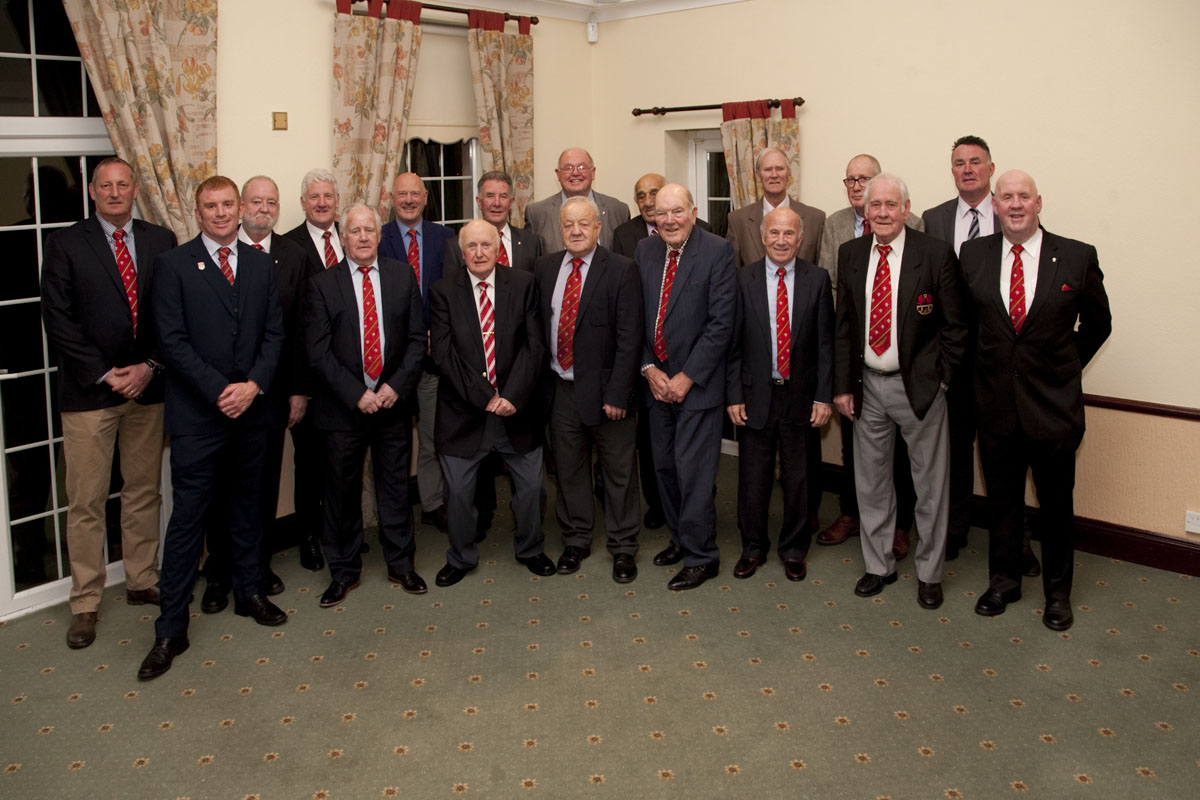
left=2, top=456, right=1197, bottom=799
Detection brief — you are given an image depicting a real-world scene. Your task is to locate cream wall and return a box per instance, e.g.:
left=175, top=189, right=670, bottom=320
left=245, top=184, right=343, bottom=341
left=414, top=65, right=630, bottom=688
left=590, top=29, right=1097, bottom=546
left=215, top=0, right=1199, bottom=539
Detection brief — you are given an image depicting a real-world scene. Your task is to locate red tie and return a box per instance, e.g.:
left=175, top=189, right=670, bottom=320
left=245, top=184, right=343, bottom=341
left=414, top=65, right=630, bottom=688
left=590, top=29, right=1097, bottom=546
left=862, top=219, right=872, bottom=236
left=557, top=258, right=583, bottom=369
left=112, top=229, right=138, bottom=336
left=775, top=267, right=791, bottom=378
left=497, top=239, right=510, bottom=267
left=1009, top=244, right=1027, bottom=333
left=253, top=243, right=264, bottom=251
left=359, top=266, right=382, bottom=382
left=868, top=244, right=892, bottom=356
left=407, top=229, right=420, bottom=286
left=217, top=246, right=234, bottom=286
left=478, top=281, right=497, bottom=388
left=653, top=249, right=679, bottom=362
left=322, top=230, right=337, bottom=268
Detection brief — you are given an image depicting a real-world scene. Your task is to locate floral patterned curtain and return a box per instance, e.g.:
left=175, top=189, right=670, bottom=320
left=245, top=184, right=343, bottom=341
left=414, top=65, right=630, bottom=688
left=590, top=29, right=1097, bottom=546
left=63, top=0, right=219, bottom=241
left=331, top=0, right=421, bottom=223
left=720, top=99, right=801, bottom=211
left=467, top=11, right=534, bottom=227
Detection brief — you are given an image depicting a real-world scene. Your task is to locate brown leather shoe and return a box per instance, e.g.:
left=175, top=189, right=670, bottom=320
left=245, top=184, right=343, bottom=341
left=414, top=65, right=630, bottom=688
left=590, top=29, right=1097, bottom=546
left=892, top=529, right=910, bottom=560
left=126, top=586, right=161, bottom=606
left=816, top=515, right=860, bottom=546
left=67, top=612, right=97, bottom=649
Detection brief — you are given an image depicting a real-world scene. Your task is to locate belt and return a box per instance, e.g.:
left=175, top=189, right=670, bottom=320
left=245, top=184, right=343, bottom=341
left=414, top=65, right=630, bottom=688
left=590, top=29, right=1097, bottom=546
left=770, top=378, right=790, bottom=386
left=863, top=365, right=901, bottom=377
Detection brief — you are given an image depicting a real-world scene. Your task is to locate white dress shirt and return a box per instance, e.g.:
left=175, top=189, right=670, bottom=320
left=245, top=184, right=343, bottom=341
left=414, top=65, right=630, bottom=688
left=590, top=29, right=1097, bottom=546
left=953, top=196, right=995, bottom=255
left=349, top=258, right=385, bottom=389
left=1000, top=227, right=1043, bottom=316
left=549, top=248, right=595, bottom=380
left=306, top=220, right=343, bottom=264
left=863, top=227, right=905, bottom=373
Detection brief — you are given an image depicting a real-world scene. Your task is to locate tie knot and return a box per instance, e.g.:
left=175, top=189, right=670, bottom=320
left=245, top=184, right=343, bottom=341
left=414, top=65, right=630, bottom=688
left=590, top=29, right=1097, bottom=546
left=877, top=244, right=891, bottom=257
left=479, top=281, right=489, bottom=294
left=1012, top=243, right=1024, bottom=255
left=570, top=258, right=583, bottom=270
left=358, top=265, right=371, bottom=276
left=969, top=207, right=979, bottom=218
left=776, top=267, right=787, bottom=279
left=253, top=243, right=264, bottom=251
left=409, top=230, right=417, bottom=241
left=323, top=230, right=331, bottom=241
left=113, top=229, right=125, bottom=242
left=218, top=247, right=231, bottom=259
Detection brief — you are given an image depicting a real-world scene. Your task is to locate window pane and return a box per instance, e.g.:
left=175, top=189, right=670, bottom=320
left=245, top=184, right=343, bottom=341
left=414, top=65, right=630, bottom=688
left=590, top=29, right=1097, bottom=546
left=33, top=1, right=77, bottom=57
left=5, top=444, right=52, bottom=525
left=36, top=159, right=84, bottom=222
left=0, top=230, right=37, bottom=302
left=443, top=178, right=468, bottom=222
left=10, top=517, right=56, bottom=590
left=443, top=141, right=467, bottom=177
left=707, top=201, right=729, bottom=238
left=85, top=73, right=101, bottom=117
left=1, top=374, right=49, bottom=446
left=707, top=152, right=729, bottom=198
left=0, top=3, right=31, bottom=55
left=36, top=58, right=84, bottom=117
left=408, top=140, right=441, bottom=178
left=0, top=302, right=47, bottom=373
left=0, top=55, right=34, bottom=115
left=0, top=155, right=31, bottom=222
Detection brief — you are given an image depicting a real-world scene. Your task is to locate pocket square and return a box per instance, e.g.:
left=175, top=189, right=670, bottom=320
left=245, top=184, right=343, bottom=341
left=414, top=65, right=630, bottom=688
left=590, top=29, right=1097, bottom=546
left=1060, top=284, right=1073, bottom=292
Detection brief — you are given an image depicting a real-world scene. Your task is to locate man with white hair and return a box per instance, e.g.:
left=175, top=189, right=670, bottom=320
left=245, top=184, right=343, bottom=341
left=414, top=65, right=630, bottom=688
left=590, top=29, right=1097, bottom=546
left=726, top=147, right=825, bottom=268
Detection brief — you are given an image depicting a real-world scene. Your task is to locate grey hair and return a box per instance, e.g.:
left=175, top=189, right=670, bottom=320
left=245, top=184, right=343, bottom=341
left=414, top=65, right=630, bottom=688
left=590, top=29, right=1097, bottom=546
left=561, top=195, right=601, bottom=221
left=241, top=174, right=279, bottom=196
left=755, top=146, right=789, bottom=172
left=339, top=203, right=381, bottom=234
left=300, top=168, right=339, bottom=198
left=864, top=172, right=910, bottom=206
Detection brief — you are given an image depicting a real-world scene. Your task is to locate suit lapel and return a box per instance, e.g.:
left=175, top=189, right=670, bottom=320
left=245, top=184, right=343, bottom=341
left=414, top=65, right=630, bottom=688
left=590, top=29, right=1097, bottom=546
left=83, top=217, right=131, bottom=301
left=457, top=269, right=487, bottom=371
left=1023, top=232, right=1060, bottom=334
left=663, top=236, right=699, bottom=321
left=983, top=236, right=1012, bottom=334
left=192, top=237, right=236, bottom=317
left=747, top=264, right=772, bottom=359
left=896, top=232, right=923, bottom=333
left=576, top=250, right=603, bottom=325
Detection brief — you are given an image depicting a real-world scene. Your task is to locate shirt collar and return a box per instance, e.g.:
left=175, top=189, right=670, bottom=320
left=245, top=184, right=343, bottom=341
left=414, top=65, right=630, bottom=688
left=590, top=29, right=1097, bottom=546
left=766, top=256, right=796, bottom=274
left=872, top=226, right=906, bottom=253
left=469, top=268, right=496, bottom=290
left=1002, top=226, right=1042, bottom=254
left=200, top=233, right=236, bottom=257
left=562, top=247, right=596, bottom=268
left=957, top=195, right=993, bottom=221
left=238, top=226, right=271, bottom=252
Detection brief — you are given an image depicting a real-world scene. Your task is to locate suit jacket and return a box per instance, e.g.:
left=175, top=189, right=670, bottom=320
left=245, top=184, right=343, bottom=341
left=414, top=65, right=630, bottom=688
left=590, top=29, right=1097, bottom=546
left=726, top=257, right=834, bottom=429
left=817, top=206, right=924, bottom=287
left=283, top=221, right=339, bottom=278
left=535, top=246, right=644, bottom=425
left=379, top=218, right=456, bottom=332
left=922, top=196, right=998, bottom=251
left=524, top=190, right=631, bottom=253
left=726, top=197, right=825, bottom=269
left=635, top=228, right=735, bottom=411
left=443, top=224, right=540, bottom=274
left=304, top=256, right=427, bottom=431
left=40, top=216, right=178, bottom=411
left=612, top=214, right=712, bottom=259
left=960, top=230, right=1111, bottom=440
left=834, top=227, right=969, bottom=419
left=151, top=236, right=284, bottom=435
left=429, top=266, right=546, bottom=456
left=262, top=232, right=316, bottom=408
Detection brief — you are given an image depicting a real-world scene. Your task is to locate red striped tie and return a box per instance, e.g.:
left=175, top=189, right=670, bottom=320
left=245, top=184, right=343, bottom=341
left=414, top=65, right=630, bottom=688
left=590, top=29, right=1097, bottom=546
left=1009, top=244, right=1027, bottom=333
left=479, top=282, right=496, bottom=388
left=497, top=239, right=510, bottom=267
left=217, top=246, right=234, bottom=286
left=556, top=258, right=583, bottom=369
left=322, top=230, right=337, bottom=268
left=652, top=249, right=679, bottom=362
left=868, top=245, right=892, bottom=356
left=112, top=229, right=138, bottom=335
left=407, top=229, right=420, bottom=286
left=775, top=267, right=791, bottom=378
left=359, top=266, right=382, bottom=382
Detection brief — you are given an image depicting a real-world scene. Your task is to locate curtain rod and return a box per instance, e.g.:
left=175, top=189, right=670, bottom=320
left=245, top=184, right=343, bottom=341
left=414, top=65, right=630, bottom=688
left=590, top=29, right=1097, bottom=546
left=631, top=97, right=805, bottom=117
left=349, top=0, right=540, bottom=25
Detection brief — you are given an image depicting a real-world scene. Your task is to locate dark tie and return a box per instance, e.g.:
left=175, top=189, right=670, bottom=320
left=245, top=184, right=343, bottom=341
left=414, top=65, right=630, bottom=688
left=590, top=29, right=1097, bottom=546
left=217, top=246, right=234, bottom=285
left=653, top=249, right=679, bottom=362
left=407, top=229, right=420, bottom=285
left=556, top=258, right=583, bottom=369
left=112, top=229, right=138, bottom=336
left=868, top=245, right=892, bottom=356
left=775, top=267, right=791, bottom=379
left=1009, top=244, right=1027, bottom=333
left=479, top=282, right=496, bottom=388
left=322, top=230, right=337, bottom=268
left=968, top=207, right=980, bottom=241
left=359, top=266, right=382, bottom=382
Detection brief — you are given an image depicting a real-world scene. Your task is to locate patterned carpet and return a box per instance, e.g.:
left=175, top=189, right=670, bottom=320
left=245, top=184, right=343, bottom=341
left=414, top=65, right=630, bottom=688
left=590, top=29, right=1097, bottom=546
left=2, top=456, right=1197, bottom=799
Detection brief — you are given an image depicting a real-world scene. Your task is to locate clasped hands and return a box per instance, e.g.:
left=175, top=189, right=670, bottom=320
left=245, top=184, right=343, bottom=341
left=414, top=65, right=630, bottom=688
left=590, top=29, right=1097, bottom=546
left=644, top=365, right=693, bottom=404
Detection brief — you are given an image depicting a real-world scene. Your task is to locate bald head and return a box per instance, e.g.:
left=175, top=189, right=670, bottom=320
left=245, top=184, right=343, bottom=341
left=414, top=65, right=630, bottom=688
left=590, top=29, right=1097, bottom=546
left=993, top=170, right=1042, bottom=245
left=555, top=147, right=595, bottom=197
left=458, top=219, right=500, bottom=278
left=634, top=173, right=667, bottom=220
left=391, top=172, right=428, bottom=226
left=761, top=207, right=803, bottom=266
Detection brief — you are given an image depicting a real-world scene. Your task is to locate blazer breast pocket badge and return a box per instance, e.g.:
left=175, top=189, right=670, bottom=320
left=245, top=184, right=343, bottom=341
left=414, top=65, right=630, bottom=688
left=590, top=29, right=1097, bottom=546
left=916, top=293, right=933, bottom=316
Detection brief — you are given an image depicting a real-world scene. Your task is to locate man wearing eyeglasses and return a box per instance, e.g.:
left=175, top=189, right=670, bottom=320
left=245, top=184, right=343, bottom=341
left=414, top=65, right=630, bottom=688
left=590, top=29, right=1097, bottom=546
left=524, top=148, right=630, bottom=254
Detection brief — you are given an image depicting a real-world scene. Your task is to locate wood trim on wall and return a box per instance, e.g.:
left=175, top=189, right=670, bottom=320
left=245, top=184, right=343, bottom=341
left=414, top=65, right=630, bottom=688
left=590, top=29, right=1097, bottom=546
left=1084, top=394, right=1200, bottom=421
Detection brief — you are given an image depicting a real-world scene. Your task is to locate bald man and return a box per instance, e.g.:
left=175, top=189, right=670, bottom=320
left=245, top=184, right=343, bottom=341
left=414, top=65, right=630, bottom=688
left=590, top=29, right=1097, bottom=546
left=524, top=148, right=630, bottom=253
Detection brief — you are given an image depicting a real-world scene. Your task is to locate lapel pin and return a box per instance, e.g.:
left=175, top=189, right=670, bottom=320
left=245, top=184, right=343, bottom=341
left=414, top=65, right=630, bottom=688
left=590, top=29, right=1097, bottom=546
left=1052, top=257, right=1057, bottom=263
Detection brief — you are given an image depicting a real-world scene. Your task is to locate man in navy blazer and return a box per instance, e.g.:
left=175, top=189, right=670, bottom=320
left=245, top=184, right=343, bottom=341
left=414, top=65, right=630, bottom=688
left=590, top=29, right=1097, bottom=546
left=833, top=174, right=969, bottom=610
left=636, top=184, right=735, bottom=590
left=536, top=197, right=644, bottom=583
left=726, top=208, right=833, bottom=582
left=379, top=172, right=456, bottom=531
left=306, top=204, right=428, bottom=608
left=963, top=170, right=1111, bottom=631
left=137, top=176, right=287, bottom=680
left=40, top=157, right=177, bottom=649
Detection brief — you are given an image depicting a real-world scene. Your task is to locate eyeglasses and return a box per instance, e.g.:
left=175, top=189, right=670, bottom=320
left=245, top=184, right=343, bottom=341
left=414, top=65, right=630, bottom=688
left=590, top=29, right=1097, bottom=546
left=556, top=164, right=594, bottom=174
left=843, top=176, right=873, bottom=188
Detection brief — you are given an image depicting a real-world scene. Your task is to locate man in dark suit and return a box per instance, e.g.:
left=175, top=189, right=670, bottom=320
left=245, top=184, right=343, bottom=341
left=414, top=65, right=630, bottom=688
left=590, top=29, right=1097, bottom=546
left=138, top=176, right=287, bottom=680
left=306, top=203, right=428, bottom=607
left=963, top=170, right=1111, bottom=631
left=524, top=148, right=630, bottom=253
left=379, top=172, right=457, bottom=532
left=833, top=174, right=969, bottom=610
left=536, top=197, right=643, bottom=583
left=726, top=148, right=825, bottom=268
left=200, top=175, right=318, bottom=614
left=637, top=184, right=735, bottom=590
left=612, top=173, right=712, bottom=261
left=40, top=157, right=177, bottom=649
left=444, top=171, right=540, bottom=273
left=726, top=207, right=833, bottom=582
left=429, top=220, right=553, bottom=586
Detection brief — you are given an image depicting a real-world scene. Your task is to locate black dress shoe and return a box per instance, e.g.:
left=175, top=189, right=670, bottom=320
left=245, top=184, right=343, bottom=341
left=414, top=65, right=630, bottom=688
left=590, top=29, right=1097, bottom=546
left=518, top=553, right=556, bottom=576
left=667, top=563, right=719, bottom=590
left=783, top=558, right=807, bottom=582
left=388, top=570, right=428, bottom=594
left=612, top=553, right=637, bottom=584
left=67, top=612, right=97, bottom=649
left=1043, top=600, right=1074, bottom=631
left=652, top=542, right=683, bottom=566
left=421, top=506, right=449, bottom=532
left=259, top=568, right=285, bottom=597
left=137, top=637, right=189, bottom=680
left=556, top=546, right=591, bottom=575
left=918, top=580, right=944, bottom=609
left=733, top=556, right=762, bottom=579
left=235, top=594, right=288, bottom=626
left=643, top=508, right=665, bottom=529
left=435, top=563, right=473, bottom=587
left=126, top=586, right=161, bottom=606
left=974, top=587, right=1021, bottom=616
left=854, top=571, right=898, bottom=597
left=201, top=582, right=229, bottom=614
left=1023, top=548, right=1042, bottom=577
left=319, top=580, right=360, bottom=607
left=299, top=536, right=325, bottom=571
